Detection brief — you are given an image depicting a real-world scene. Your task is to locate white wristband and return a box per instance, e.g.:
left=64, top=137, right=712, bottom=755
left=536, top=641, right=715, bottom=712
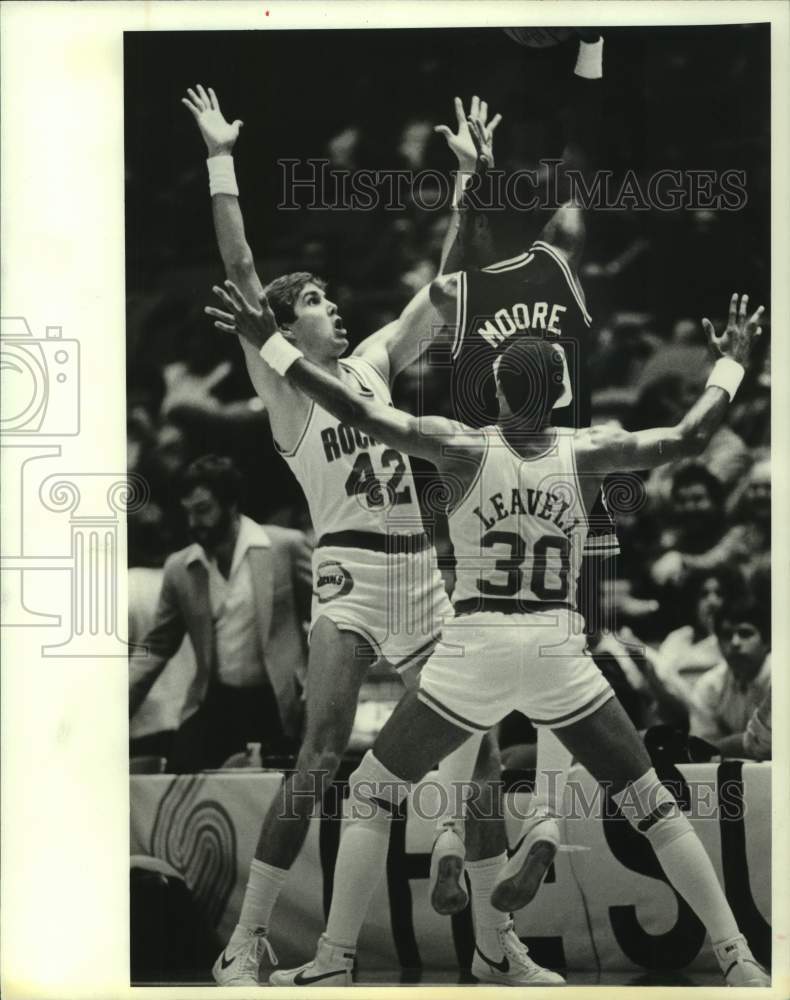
left=259, top=332, right=304, bottom=376
left=705, top=357, right=745, bottom=401
left=574, top=38, right=603, bottom=80
left=207, top=154, right=239, bottom=197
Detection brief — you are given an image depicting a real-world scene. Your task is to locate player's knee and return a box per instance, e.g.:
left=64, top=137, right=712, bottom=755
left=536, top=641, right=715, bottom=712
left=347, top=750, right=410, bottom=824
left=613, top=768, right=693, bottom=850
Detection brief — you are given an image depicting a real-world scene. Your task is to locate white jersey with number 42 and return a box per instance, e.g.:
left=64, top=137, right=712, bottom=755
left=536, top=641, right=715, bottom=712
left=276, top=355, right=425, bottom=539
left=450, top=426, right=589, bottom=607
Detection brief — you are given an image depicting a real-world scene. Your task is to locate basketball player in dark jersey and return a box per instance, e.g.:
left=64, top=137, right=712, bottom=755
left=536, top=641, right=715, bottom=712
left=424, top=32, right=617, bottom=923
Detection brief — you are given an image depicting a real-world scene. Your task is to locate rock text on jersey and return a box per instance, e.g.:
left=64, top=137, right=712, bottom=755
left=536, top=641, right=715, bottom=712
left=321, top=423, right=378, bottom=463
left=476, top=301, right=567, bottom=348
left=473, top=488, right=583, bottom=537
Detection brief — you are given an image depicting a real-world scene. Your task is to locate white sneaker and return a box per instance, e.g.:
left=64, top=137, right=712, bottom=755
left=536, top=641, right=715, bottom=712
left=491, top=816, right=559, bottom=913
left=269, top=933, right=354, bottom=987
left=472, top=920, right=565, bottom=986
left=713, top=934, right=770, bottom=987
left=212, top=926, right=277, bottom=986
left=429, top=827, right=469, bottom=915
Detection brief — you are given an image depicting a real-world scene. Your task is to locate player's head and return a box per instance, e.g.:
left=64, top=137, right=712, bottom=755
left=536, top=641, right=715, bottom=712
left=493, top=338, right=565, bottom=429
left=179, top=454, right=244, bottom=552
left=264, top=272, right=348, bottom=362
left=713, top=595, right=771, bottom=681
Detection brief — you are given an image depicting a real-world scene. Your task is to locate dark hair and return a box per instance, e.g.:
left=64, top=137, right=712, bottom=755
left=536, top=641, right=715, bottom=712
left=681, top=564, right=743, bottom=607
left=669, top=462, right=724, bottom=508
left=264, top=272, right=327, bottom=327
left=714, top=595, right=771, bottom=645
left=179, top=455, right=244, bottom=508
left=496, top=337, right=565, bottom=429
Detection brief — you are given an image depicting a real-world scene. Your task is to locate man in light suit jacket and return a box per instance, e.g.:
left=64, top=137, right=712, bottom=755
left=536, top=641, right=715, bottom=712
left=129, top=455, right=312, bottom=772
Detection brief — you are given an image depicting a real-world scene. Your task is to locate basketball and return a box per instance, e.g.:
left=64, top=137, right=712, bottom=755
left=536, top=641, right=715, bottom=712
left=503, top=27, right=575, bottom=49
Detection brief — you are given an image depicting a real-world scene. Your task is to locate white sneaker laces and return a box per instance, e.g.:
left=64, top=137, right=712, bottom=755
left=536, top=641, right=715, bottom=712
left=244, top=928, right=278, bottom=970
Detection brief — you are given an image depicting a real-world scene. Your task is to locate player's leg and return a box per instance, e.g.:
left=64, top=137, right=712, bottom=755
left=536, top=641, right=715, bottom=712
left=214, top=616, right=376, bottom=986
left=270, top=687, right=475, bottom=986
left=551, top=695, right=768, bottom=987
left=491, top=726, right=567, bottom=912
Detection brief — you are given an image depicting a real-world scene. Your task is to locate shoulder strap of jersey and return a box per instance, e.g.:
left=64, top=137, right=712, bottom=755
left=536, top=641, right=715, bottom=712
left=338, top=356, right=379, bottom=397
left=529, top=240, right=592, bottom=327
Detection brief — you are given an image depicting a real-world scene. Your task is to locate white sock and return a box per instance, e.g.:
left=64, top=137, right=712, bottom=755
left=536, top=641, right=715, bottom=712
left=614, top=771, right=739, bottom=946
left=648, top=828, right=739, bottom=945
left=235, top=858, right=287, bottom=934
left=324, top=805, right=392, bottom=949
left=434, top=732, right=483, bottom=834
left=467, top=853, right=510, bottom=950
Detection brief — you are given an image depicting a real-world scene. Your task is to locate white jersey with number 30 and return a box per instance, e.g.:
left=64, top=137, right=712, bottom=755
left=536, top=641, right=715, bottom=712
left=450, top=426, right=589, bottom=608
left=276, top=355, right=424, bottom=539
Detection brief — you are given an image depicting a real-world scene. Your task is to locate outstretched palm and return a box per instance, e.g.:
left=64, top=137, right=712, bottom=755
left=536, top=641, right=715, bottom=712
left=435, top=95, right=502, bottom=170
left=182, top=84, right=243, bottom=155
left=702, top=293, right=764, bottom=367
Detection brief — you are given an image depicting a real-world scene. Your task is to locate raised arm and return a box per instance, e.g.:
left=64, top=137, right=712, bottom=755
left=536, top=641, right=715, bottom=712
left=182, top=85, right=309, bottom=437
left=182, top=85, right=262, bottom=301
left=536, top=31, right=605, bottom=271
left=576, top=293, right=764, bottom=474
left=435, top=96, right=502, bottom=273
left=207, top=281, right=486, bottom=471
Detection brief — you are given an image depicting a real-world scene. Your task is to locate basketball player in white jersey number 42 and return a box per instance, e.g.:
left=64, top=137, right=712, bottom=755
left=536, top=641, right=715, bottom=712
left=181, top=86, right=549, bottom=987
left=209, top=278, right=769, bottom=989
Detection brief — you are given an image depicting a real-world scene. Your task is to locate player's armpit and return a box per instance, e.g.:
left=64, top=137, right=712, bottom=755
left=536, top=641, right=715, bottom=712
left=537, top=202, right=586, bottom=272
left=354, top=283, right=449, bottom=383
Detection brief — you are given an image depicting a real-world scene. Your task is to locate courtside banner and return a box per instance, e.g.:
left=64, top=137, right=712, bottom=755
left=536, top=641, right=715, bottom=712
left=130, top=762, right=770, bottom=972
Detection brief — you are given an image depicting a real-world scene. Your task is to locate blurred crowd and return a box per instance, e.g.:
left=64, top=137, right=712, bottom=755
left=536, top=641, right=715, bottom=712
left=126, top=25, right=770, bottom=773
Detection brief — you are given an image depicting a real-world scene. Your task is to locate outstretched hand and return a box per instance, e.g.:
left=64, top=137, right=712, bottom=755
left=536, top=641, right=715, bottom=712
left=206, top=281, right=279, bottom=350
left=434, top=96, right=502, bottom=171
left=182, top=85, right=243, bottom=156
left=702, top=293, right=765, bottom=368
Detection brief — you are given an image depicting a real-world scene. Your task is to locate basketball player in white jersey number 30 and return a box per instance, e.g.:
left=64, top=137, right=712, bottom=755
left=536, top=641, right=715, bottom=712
left=210, top=277, right=769, bottom=990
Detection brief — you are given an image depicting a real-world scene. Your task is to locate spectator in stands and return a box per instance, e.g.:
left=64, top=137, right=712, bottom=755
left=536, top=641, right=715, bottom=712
left=656, top=566, right=743, bottom=694
left=129, top=455, right=313, bottom=772
left=688, top=596, right=771, bottom=752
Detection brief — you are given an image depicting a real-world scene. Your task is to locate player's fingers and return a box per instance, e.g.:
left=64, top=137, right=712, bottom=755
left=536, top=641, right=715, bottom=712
left=212, top=285, right=236, bottom=311
left=181, top=98, right=201, bottom=118
left=480, top=99, right=488, bottom=122
left=232, top=120, right=244, bottom=132
left=214, top=321, right=238, bottom=335
left=748, top=305, right=765, bottom=327
left=208, top=87, right=220, bottom=111
left=488, top=112, right=503, bottom=134
left=470, top=95, right=480, bottom=119
left=728, top=292, right=738, bottom=326
left=701, top=318, right=715, bottom=341
left=196, top=84, right=211, bottom=107
left=453, top=96, right=465, bottom=130
left=738, top=293, right=749, bottom=321
left=434, top=125, right=453, bottom=140
left=205, top=306, right=235, bottom=322
left=187, top=87, right=204, bottom=109
left=204, top=360, right=233, bottom=388
left=755, top=327, right=763, bottom=338
left=223, top=279, right=248, bottom=311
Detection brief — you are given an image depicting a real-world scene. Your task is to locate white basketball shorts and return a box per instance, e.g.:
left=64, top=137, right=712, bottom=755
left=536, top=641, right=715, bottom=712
left=418, top=607, right=614, bottom=732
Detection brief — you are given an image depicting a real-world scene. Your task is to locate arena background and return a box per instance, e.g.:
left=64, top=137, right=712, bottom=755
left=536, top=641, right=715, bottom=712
left=124, top=23, right=772, bottom=986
